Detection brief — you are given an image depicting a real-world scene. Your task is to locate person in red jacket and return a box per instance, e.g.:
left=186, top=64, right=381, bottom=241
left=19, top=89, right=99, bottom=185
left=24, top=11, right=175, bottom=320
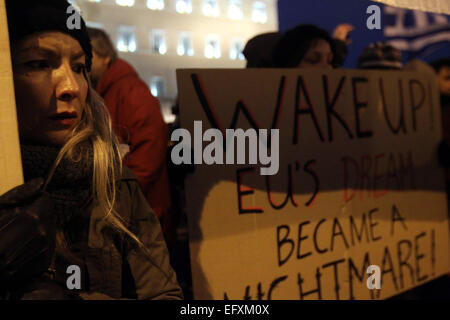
left=87, top=27, right=174, bottom=248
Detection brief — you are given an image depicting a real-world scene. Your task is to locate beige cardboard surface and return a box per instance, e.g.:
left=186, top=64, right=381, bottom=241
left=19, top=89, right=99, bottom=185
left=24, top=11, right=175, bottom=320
left=0, top=0, right=23, bottom=195
left=177, top=69, right=450, bottom=300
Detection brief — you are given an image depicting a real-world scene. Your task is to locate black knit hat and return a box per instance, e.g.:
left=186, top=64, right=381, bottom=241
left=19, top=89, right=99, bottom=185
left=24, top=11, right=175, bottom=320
left=357, top=42, right=402, bottom=70
left=5, top=0, right=92, bottom=71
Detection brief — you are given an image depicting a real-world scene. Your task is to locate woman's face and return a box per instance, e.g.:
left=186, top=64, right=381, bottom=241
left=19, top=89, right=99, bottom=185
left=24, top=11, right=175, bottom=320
left=298, top=39, right=333, bottom=69
left=12, top=32, right=88, bottom=146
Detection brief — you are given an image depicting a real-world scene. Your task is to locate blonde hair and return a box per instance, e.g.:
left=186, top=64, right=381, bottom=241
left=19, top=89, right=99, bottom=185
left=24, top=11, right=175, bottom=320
left=52, top=74, right=143, bottom=248
left=50, top=71, right=170, bottom=282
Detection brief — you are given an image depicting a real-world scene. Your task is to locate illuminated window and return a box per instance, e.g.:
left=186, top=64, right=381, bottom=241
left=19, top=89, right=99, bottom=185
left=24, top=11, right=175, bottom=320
left=178, top=33, right=194, bottom=56
left=151, top=77, right=166, bottom=98
left=151, top=30, right=167, bottom=55
left=230, top=39, right=244, bottom=60
left=228, top=0, right=243, bottom=20
left=147, top=0, right=164, bottom=10
left=176, top=0, right=192, bottom=14
left=205, top=35, right=221, bottom=59
left=116, top=0, right=134, bottom=6
left=252, top=2, right=267, bottom=23
left=117, top=26, right=137, bottom=52
left=203, top=0, right=219, bottom=17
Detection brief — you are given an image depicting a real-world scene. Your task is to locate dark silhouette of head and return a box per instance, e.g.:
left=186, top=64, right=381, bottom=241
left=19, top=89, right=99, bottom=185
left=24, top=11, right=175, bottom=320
left=272, top=24, right=336, bottom=68
left=243, top=32, right=281, bottom=68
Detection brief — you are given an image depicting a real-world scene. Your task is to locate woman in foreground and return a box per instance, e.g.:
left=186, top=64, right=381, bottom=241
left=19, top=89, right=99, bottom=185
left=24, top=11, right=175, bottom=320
left=0, top=0, right=182, bottom=300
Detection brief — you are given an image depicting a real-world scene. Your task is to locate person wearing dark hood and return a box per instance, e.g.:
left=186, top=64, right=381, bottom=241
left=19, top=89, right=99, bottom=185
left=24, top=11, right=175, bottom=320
left=431, top=59, right=450, bottom=201
left=0, top=0, right=182, bottom=300
left=271, top=24, right=345, bottom=69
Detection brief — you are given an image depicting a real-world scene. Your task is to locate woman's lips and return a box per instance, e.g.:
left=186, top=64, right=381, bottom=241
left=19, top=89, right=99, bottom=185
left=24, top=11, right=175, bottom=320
left=51, top=118, right=77, bottom=127
left=48, top=112, right=78, bottom=128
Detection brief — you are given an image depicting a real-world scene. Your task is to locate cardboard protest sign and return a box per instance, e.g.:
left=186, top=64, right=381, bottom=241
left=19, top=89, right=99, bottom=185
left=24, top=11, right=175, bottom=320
left=0, top=0, right=23, bottom=195
left=176, top=68, right=450, bottom=300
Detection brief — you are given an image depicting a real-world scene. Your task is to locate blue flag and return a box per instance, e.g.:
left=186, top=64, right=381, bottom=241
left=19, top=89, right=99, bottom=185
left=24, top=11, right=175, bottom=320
left=278, top=0, right=450, bottom=67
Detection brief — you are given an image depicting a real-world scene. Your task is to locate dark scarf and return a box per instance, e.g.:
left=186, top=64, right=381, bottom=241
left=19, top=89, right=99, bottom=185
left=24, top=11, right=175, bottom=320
left=20, top=144, right=93, bottom=228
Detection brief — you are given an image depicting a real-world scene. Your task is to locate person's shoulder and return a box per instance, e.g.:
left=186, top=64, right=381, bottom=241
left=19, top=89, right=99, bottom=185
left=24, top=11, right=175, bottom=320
left=112, top=59, right=144, bottom=84
left=117, top=71, right=158, bottom=105
left=105, top=59, right=141, bottom=90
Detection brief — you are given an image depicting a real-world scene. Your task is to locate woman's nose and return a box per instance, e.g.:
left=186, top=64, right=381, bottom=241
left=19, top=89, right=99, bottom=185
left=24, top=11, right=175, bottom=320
left=55, top=64, right=80, bottom=101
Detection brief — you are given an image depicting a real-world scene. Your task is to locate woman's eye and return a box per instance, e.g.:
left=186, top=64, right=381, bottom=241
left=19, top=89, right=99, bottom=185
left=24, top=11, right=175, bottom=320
left=73, top=63, right=86, bottom=74
left=25, top=60, right=50, bottom=69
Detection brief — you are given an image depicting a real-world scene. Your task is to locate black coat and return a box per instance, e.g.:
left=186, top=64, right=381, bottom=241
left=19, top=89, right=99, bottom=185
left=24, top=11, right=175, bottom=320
left=50, top=167, right=183, bottom=299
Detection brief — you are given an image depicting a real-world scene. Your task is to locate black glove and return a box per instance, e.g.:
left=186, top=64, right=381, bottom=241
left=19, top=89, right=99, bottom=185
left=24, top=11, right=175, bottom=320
left=0, top=178, right=56, bottom=290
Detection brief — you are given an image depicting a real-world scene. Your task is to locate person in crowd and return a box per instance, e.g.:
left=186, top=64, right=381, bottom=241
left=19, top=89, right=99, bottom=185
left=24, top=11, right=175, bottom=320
left=431, top=59, right=450, bottom=197
left=431, top=58, right=450, bottom=108
left=87, top=28, right=175, bottom=249
left=357, top=42, right=403, bottom=70
left=270, top=24, right=352, bottom=69
left=0, top=0, right=182, bottom=300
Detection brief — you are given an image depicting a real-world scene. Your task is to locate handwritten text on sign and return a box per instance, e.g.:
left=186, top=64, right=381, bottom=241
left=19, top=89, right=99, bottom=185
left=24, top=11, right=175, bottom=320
left=176, top=69, right=449, bottom=300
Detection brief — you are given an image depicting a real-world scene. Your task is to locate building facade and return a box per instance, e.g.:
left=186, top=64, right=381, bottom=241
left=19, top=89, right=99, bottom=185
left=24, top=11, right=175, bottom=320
left=72, top=0, right=278, bottom=122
